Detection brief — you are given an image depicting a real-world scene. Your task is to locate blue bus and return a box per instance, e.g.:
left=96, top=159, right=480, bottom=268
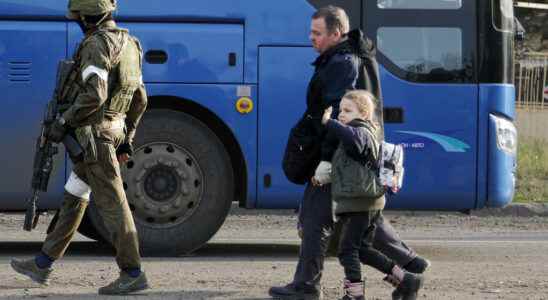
left=0, top=0, right=517, bottom=254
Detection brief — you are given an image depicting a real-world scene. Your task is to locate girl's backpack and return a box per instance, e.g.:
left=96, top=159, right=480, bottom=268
left=378, top=141, right=404, bottom=194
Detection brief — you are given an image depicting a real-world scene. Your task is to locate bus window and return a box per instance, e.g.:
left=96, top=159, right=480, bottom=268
left=492, top=0, right=514, bottom=33
left=377, top=27, right=467, bottom=82
left=377, top=0, right=462, bottom=10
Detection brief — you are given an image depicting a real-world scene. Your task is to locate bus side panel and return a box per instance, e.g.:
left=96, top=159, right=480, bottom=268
left=0, top=21, right=67, bottom=210
left=479, top=84, right=516, bottom=208
left=145, top=83, right=258, bottom=207
left=0, top=0, right=316, bottom=84
left=256, top=46, right=316, bottom=209
left=69, top=23, right=244, bottom=84
left=381, top=67, right=478, bottom=210
left=124, top=23, right=243, bottom=84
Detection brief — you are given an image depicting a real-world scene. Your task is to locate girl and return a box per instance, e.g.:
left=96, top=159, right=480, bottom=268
left=320, top=90, right=423, bottom=300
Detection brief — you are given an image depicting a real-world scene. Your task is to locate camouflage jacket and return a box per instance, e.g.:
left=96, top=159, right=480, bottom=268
left=62, top=20, right=147, bottom=144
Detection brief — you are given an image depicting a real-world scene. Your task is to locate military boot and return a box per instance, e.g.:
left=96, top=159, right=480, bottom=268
left=340, top=279, right=365, bottom=300
left=98, top=271, right=150, bottom=295
left=392, top=257, right=430, bottom=299
left=10, top=258, right=52, bottom=285
left=384, top=266, right=424, bottom=300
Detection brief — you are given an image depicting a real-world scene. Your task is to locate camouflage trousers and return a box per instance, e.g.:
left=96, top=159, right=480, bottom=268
left=42, top=125, right=141, bottom=270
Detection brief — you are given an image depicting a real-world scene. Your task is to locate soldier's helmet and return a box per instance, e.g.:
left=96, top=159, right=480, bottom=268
left=66, top=0, right=117, bottom=20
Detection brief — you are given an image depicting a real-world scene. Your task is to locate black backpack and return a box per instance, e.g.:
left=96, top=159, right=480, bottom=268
left=282, top=114, right=322, bottom=185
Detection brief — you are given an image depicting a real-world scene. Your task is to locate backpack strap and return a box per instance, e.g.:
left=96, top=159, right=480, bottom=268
left=361, top=125, right=380, bottom=171
left=383, top=143, right=398, bottom=171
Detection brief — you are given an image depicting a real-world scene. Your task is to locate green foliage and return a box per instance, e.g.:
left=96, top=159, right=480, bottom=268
left=515, top=137, right=548, bottom=203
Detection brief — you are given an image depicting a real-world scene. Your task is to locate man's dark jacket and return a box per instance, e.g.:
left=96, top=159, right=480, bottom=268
left=303, top=29, right=383, bottom=177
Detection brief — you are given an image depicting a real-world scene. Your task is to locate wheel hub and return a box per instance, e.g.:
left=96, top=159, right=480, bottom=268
left=121, top=142, right=204, bottom=228
left=144, top=165, right=178, bottom=202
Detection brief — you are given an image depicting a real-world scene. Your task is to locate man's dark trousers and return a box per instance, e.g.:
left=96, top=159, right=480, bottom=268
left=293, top=183, right=333, bottom=292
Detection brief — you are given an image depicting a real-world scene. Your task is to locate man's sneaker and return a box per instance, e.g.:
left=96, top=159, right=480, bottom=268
left=268, top=282, right=323, bottom=300
left=10, top=258, right=52, bottom=285
left=98, top=271, right=150, bottom=295
left=269, top=282, right=298, bottom=298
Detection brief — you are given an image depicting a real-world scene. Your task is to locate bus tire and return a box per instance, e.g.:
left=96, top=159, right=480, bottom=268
left=87, top=109, right=234, bottom=255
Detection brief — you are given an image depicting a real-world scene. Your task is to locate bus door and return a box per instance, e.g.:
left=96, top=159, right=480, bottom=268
left=365, top=0, right=479, bottom=210
left=257, top=1, right=363, bottom=209
left=256, top=46, right=316, bottom=208
left=0, top=21, right=67, bottom=210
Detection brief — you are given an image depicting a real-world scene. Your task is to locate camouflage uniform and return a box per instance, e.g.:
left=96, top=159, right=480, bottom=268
left=11, top=0, right=149, bottom=294
left=42, top=19, right=146, bottom=272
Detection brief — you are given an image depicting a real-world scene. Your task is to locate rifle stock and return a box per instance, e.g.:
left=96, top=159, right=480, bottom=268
left=23, top=191, right=39, bottom=231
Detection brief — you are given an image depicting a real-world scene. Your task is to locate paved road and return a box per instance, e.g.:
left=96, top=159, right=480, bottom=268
left=0, top=211, right=547, bottom=299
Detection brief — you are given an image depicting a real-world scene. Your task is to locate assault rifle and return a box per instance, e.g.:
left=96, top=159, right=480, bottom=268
left=24, top=61, right=83, bottom=231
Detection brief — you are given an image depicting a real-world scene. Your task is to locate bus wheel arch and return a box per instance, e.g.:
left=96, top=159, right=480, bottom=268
left=82, top=98, right=247, bottom=255
left=148, top=96, right=247, bottom=208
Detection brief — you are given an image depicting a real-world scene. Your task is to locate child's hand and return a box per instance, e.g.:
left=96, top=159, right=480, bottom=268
left=321, top=106, right=333, bottom=125
left=312, top=161, right=332, bottom=186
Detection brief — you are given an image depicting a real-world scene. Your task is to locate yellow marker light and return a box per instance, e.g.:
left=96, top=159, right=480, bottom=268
left=236, top=97, right=254, bottom=114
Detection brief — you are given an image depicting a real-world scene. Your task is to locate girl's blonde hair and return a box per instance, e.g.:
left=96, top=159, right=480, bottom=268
left=342, top=90, right=376, bottom=121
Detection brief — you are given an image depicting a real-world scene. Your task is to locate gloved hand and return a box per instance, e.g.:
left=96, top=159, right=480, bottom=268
left=47, top=118, right=67, bottom=143
left=116, top=142, right=134, bottom=156
left=116, top=142, right=133, bottom=164
left=312, top=161, right=332, bottom=186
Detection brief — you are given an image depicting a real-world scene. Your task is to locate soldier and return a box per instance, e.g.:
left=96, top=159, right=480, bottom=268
left=10, top=0, right=150, bottom=295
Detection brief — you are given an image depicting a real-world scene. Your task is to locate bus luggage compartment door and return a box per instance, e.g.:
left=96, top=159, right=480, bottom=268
left=68, top=22, right=244, bottom=84
left=130, top=23, right=243, bottom=84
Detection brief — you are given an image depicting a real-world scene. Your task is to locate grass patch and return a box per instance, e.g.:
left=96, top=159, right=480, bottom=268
left=515, top=137, right=548, bottom=203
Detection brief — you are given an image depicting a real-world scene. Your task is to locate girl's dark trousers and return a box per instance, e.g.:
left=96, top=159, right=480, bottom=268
left=337, top=210, right=396, bottom=282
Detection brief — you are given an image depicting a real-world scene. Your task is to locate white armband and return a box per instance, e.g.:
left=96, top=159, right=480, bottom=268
left=64, top=172, right=92, bottom=200
left=82, top=65, right=108, bottom=82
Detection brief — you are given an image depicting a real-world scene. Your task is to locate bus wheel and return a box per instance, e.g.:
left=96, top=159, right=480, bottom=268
left=86, top=109, right=234, bottom=255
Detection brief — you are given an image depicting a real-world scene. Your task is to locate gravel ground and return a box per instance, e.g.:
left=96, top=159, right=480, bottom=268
left=0, top=208, right=547, bottom=300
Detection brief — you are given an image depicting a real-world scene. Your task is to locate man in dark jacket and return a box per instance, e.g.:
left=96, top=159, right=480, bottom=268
left=269, top=6, right=429, bottom=300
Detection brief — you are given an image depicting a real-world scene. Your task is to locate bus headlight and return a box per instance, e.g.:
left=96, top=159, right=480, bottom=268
left=494, top=115, right=517, bottom=155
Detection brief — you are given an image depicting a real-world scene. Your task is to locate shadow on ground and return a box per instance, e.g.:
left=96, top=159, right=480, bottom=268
left=0, top=290, right=261, bottom=300
left=0, top=241, right=299, bottom=259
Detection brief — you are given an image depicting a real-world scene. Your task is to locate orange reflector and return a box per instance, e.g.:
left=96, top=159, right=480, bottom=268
left=236, top=97, right=254, bottom=114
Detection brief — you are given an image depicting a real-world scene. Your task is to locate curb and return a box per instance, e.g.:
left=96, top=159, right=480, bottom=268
left=471, top=203, right=548, bottom=217
left=229, top=203, right=548, bottom=218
